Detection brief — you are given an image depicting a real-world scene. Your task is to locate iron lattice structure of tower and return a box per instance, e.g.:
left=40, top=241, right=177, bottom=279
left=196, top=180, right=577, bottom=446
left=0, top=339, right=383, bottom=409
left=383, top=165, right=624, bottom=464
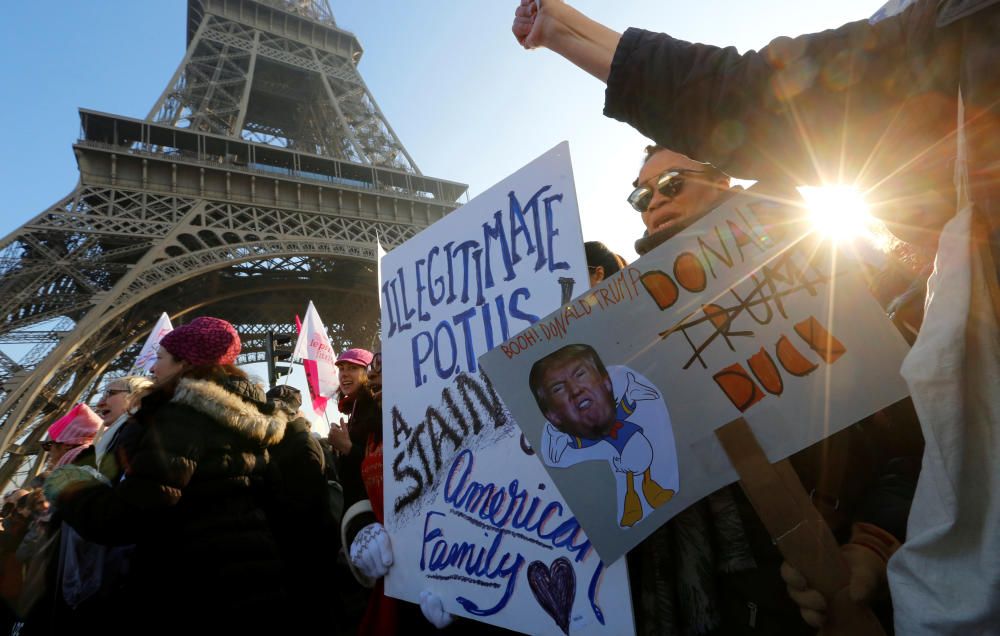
left=0, top=0, right=466, bottom=487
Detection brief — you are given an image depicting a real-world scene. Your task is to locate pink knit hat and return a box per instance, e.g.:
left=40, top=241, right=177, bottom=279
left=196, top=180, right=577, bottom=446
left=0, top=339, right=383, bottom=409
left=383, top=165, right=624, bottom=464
left=336, top=348, right=373, bottom=368
left=159, top=317, right=241, bottom=366
left=54, top=404, right=102, bottom=445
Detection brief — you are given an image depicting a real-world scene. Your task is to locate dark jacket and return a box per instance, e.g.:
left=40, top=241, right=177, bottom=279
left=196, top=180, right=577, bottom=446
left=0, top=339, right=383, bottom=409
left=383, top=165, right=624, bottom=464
left=57, top=375, right=287, bottom=634
left=263, top=412, right=341, bottom=630
left=339, top=386, right=381, bottom=552
left=605, top=0, right=1000, bottom=254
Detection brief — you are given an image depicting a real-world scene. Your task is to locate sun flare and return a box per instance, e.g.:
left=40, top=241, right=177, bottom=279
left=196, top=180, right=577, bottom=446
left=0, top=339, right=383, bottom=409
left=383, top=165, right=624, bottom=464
left=799, top=185, right=872, bottom=242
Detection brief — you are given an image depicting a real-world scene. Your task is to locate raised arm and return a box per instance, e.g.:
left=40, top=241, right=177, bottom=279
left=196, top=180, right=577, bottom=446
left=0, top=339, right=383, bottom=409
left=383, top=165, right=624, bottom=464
left=511, top=0, right=620, bottom=83
left=513, top=0, right=954, bottom=197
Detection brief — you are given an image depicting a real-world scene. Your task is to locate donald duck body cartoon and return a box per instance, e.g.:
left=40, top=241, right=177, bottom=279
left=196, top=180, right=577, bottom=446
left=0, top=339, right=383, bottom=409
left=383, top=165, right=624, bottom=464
left=530, top=344, right=678, bottom=528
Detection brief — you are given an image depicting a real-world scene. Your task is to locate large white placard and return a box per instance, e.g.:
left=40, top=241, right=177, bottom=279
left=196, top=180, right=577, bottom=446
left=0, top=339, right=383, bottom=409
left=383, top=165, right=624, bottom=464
left=479, top=188, right=912, bottom=564
left=381, top=143, right=635, bottom=635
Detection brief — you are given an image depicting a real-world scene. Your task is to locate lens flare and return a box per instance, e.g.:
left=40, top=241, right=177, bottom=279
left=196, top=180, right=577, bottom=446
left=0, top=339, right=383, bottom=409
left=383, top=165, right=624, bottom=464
left=798, top=185, right=872, bottom=242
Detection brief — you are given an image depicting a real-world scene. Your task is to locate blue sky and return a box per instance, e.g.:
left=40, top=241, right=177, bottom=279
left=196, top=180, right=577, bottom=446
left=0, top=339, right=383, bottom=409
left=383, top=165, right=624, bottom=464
left=0, top=1, right=885, bottom=428
left=2, top=0, right=885, bottom=259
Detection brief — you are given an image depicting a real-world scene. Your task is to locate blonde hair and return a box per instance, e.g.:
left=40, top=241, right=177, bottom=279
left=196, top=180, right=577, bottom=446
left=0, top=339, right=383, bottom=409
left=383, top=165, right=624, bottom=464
left=106, top=375, right=154, bottom=412
left=109, top=375, right=154, bottom=395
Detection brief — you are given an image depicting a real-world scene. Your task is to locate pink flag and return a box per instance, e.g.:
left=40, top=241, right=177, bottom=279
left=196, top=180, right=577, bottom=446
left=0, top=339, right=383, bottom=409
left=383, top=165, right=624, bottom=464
left=293, top=303, right=338, bottom=416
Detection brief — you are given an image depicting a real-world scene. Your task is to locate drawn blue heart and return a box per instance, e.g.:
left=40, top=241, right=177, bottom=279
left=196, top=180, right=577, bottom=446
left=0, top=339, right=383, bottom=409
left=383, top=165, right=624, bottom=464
left=527, top=556, right=576, bottom=635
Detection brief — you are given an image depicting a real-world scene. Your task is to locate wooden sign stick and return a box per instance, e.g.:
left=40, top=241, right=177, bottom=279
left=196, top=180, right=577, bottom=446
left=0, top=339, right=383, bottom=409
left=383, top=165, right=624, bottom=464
left=715, top=417, right=885, bottom=636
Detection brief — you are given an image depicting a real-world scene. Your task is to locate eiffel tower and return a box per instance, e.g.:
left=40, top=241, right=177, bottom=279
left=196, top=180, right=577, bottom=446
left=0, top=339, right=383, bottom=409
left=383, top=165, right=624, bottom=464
left=0, top=0, right=466, bottom=487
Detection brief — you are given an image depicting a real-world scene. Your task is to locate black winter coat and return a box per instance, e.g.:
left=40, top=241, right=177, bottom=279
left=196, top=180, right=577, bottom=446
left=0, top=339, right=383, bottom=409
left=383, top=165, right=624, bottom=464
left=338, top=386, right=381, bottom=550
left=263, top=414, right=341, bottom=630
left=605, top=0, right=1000, bottom=253
left=58, top=376, right=288, bottom=635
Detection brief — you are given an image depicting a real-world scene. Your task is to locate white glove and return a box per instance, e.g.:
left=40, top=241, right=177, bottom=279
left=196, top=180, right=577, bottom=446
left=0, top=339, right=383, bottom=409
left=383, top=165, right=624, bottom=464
left=350, top=522, right=394, bottom=580
left=544, top=423, right=571, bottom=463
left=419, top=590, right=454, bottom=629
left=624, top=371, right=658, bottom=403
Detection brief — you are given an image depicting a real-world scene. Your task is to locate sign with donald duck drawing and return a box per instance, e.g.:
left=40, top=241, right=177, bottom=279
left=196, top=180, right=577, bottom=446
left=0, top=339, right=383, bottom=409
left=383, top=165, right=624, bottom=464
left=479, top=187, right=911, bottom=563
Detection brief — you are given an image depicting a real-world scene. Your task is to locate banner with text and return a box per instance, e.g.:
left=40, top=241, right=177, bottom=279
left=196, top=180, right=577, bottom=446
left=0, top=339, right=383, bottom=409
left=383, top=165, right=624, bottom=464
left=479, top=188, right=911, bottom=564
left=381, top=142, right=635, bottom=635
left=128, top=312, right=173, bottom=375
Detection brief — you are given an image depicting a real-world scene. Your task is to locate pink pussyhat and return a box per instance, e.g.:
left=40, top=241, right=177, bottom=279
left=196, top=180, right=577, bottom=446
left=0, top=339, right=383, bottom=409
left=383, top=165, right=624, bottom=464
left=336, top=348, right=373, bottom=368
left=46, top=403, right=83, bottom=442
left=50, top=404, right=102, bottom=468
left=54, top=404, right=102, bottom=445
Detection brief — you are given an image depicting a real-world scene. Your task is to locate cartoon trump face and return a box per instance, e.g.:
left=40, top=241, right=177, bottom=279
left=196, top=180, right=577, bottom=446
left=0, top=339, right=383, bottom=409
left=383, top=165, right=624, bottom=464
left=529, top=344, right=617, bottom=440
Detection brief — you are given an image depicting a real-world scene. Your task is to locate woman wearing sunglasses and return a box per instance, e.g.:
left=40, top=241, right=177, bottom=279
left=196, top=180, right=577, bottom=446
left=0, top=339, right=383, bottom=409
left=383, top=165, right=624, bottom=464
left=91, top=376, right=153, bottom=480
left=628, top=145, right=732, bottom=256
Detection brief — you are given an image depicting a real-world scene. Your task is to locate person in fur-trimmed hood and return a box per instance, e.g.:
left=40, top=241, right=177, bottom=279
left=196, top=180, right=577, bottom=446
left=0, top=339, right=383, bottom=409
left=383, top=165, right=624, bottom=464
left=45, top=317, right=288, bottom=636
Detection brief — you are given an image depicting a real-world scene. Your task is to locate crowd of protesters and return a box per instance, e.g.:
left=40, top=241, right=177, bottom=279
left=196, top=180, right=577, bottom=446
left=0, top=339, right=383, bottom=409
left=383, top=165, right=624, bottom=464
left=0, top=0, right=996, bottom=633
left=511, top=0, right=999, bottom=634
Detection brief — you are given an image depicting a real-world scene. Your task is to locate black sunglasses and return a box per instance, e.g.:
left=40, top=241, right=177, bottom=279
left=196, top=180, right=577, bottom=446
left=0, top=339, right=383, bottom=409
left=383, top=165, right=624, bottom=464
left=627, top=169, right=708, bottom=213
left=368, top=352, right=382, bottom=375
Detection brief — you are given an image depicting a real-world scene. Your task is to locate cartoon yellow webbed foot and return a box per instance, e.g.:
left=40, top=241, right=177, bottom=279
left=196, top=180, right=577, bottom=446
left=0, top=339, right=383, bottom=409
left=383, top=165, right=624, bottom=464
left=620, top=472, right=643, bottom=527
left=642, top=468, right=674, bottom=508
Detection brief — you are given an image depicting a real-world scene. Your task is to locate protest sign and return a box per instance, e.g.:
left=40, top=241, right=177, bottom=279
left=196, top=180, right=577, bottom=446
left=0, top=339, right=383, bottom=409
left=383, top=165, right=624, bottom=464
left=479, top=188, right=911, bottom=564
left=128, top=312, right=173, bottom=375
left=381, top=142, right=635, bottom=635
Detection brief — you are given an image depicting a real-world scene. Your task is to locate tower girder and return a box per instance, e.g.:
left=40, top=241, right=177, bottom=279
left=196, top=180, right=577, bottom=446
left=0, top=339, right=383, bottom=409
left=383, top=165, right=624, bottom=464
left=0, top=0, right=466, bottom=489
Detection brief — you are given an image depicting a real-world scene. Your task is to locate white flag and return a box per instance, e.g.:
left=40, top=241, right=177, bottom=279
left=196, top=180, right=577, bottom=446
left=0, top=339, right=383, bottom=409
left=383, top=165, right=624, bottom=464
left=292, top=301, right=339, bottom=405
left=376, top=234, right=387, bottom=308
left=129, top=312, right=173, bottom=375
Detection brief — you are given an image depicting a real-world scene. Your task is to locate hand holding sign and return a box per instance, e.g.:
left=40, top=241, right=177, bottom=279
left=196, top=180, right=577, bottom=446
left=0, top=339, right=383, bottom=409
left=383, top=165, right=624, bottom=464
left=350, top=522, right=394, bottom=580
left=780, top=525, right=894, bottom=628
left=419, top=590, right=455, bottom=630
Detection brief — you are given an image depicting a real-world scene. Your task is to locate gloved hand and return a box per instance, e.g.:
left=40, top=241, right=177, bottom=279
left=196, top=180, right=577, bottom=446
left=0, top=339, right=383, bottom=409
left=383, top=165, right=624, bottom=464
left=779, top=560, right=829, bottom=628
left=349, top=522, right=393, bottom=580
left=42, top=464, right=107, bottom=504
left=419, top=590, right=455, bottom=629
left=780, top=522, right=897, bottom=628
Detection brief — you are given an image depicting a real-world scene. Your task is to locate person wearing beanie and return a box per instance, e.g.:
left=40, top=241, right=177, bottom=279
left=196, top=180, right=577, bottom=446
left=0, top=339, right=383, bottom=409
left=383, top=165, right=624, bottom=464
left=152, top=315, right=242, bottom=378
left=326, top=347, right=395, bottom=633
left=33, top=376, right=151, bottom=635
left=44, top=315, right=289, bottom=634
left=42, top=404, right=102, bottom=470
left=328, top=348, right=375, bottom=460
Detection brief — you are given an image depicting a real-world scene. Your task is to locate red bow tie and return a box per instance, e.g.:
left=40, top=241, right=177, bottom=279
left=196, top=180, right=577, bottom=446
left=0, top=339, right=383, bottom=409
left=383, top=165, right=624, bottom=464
left=609, top=421, right=625, bottom=440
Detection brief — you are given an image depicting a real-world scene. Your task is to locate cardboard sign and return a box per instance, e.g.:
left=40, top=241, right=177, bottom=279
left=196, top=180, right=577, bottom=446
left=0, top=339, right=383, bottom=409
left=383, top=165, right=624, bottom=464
left=479, top=188, right=911, bottom=564
left=381, top=143, right=635, bottom=635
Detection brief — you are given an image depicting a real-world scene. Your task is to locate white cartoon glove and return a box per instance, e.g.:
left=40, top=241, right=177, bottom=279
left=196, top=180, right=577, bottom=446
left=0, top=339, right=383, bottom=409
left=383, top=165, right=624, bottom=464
left=624, top=371, right=658, bottom=403
left=544, top=422, right=571, bottom=463
left=350, top=522, right=394, bottom=580
left=419, top=590, right=455, bottom=629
